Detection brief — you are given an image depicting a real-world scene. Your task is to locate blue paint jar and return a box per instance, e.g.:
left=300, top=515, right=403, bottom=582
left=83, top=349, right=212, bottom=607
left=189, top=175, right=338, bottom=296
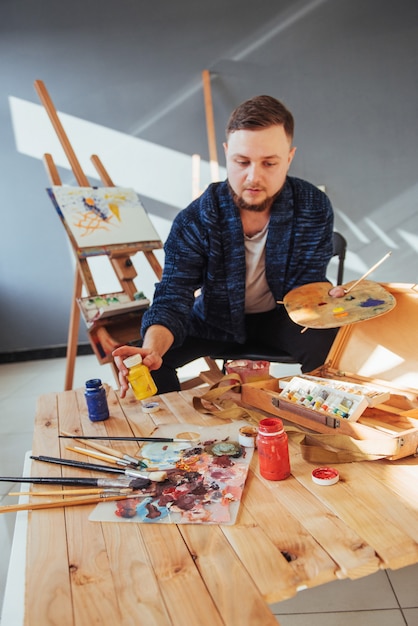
left=84, top=379, right=110, bottom=422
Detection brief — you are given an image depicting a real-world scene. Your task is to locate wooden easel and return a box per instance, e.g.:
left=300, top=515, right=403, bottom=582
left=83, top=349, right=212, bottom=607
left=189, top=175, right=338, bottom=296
left=34, top=80, right=164, bottom=390
left=195, top=70, right=229, bottom=383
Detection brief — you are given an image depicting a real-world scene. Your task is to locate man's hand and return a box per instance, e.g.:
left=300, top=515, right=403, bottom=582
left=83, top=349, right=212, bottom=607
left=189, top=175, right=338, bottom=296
left=112, top=346, right=163, bottom=398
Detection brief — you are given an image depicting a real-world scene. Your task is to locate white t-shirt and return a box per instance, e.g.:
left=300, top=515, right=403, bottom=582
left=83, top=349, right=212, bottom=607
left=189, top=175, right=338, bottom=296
left=244, top=222, right=276, bottom=313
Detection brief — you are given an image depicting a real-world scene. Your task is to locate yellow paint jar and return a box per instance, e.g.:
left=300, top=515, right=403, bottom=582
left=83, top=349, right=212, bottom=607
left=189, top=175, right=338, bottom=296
left=123, top=354, right=157, bottom=401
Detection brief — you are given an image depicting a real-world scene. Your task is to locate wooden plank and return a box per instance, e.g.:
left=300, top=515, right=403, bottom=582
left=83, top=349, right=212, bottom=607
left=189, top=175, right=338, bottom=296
left=25, top=392, right=74, bottom=626
left=24, top=508, right=75, bottom=626
left=139, top=525, right=226, bottom=626
left=101, top=523, right=172, bottom=626
left=250, top=461, right=380, bottom=581
left=221, top=503, right=302, bottom=601
left=288, top=438, right=418, bottom=570
left=160, top=391, right=219, bottom=425
left=217, top=468, right=308, bottom=602
left=54, top=391, right=125, bottom=625
left=365, top=458, right=418, bottom=504
left=65, top=507, right=123, bottom=626
left=335, top=461, right=418, bottom=549
left=117, top=390, right=176, bottom=434
left=181, top=523, right=278, bottom=625
left=71, top=386, right=144, bottom=459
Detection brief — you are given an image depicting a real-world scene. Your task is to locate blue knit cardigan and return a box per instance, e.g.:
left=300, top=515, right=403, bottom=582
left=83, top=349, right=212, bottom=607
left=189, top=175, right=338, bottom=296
left=141, top=177, right=334, bottom=346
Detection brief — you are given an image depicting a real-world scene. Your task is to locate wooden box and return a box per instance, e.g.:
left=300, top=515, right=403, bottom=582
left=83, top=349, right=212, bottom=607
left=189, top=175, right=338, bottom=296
left=89, top=309, right=147, bottom=363
left=242, top=283, right=418, bottom=460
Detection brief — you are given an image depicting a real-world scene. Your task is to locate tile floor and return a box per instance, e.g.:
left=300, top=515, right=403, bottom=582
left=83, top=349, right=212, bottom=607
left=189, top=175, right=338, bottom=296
left=0, top=355, right=417, bottom=625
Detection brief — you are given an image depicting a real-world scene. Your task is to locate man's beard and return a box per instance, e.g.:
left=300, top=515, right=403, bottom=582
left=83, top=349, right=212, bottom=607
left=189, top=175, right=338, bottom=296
left=228, top=183, right=277, bottom=213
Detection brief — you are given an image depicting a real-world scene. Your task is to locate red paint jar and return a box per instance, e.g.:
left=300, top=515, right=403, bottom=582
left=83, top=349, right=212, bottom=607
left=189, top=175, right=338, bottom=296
left=256, top=417, right=290, bottom=481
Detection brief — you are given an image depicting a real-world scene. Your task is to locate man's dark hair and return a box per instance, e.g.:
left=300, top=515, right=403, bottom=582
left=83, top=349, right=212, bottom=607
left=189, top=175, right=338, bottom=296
left=226, top=95, right=294, bottom=141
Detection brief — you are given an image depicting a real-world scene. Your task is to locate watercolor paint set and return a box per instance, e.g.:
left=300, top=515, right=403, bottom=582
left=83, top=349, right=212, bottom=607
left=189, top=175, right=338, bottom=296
left=278, top=374, right=391, bottom=406
left=78, top=291, right=149, bottom=328
left=242, top=283, right=418, bottom=460
left=279, top=376, right=369, bottom=422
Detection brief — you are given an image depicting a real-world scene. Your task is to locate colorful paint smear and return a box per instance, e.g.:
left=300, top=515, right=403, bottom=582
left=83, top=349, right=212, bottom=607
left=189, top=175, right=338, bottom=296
left=89, top=423, right=253, bottom=525
left=359, top=298, right=385, bottom=307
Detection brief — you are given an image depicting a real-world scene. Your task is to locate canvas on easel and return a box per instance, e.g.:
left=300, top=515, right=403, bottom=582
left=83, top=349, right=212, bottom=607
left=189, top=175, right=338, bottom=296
left=47, top=185, right=160, bottom=253
left=34, top=79, right=164, bottom=390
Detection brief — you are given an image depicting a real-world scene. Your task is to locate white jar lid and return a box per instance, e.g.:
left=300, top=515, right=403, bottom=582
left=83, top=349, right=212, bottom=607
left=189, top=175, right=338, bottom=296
left=311, top=467, right=340, bottom=486
left=141, top=401, right=160, bottom=413
left=123, top=354, right=143, bottom=368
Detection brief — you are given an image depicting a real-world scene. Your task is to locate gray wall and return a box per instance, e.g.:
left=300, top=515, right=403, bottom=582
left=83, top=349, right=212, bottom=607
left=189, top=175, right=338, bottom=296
left=1, top=0, right=417, bottom=354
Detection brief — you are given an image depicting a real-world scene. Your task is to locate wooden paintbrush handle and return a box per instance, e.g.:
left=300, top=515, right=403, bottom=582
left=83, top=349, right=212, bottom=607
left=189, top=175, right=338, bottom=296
left=60, top=431, right=140, bottom=465
left=8, top=488, right=132, bottom=497
left=60, top=430, right=127, bottom=459
left=66, top=446, right=122, bottom=465
left=0, top=494, right=132, bottom=514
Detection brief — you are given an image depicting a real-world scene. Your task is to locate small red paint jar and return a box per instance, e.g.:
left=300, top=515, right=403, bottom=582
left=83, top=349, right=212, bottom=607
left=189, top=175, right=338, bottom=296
left=256, top=417, right=291, bottom=481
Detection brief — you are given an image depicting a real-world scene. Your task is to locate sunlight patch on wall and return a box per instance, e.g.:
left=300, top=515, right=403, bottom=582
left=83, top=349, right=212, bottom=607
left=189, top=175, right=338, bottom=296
left=363, top=218, right=399, bottom=249
left=335, top=209, right=371, bottom=244
left=397, top=229, right=418, bottom=253
left=9, top=96, right=225, bottom=211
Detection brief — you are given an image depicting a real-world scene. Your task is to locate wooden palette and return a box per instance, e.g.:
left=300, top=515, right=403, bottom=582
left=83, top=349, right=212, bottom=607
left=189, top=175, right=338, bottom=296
left=283, top=280, right=396, bottom=329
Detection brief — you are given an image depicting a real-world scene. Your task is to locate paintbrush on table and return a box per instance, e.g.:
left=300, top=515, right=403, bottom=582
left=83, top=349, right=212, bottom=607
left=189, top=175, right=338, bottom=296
left=8, top=487, right=134, bottom=496
left=59, top=434, right=199, bottom=442
left=0, top=492, right=148, bottom=514
left=0, top=476, right=152, bottom=489
left=60, top=431, right=142, bottom=466
left=65, top=445, right=145, bottom=468
left=30, top=454, right=168, bottom=482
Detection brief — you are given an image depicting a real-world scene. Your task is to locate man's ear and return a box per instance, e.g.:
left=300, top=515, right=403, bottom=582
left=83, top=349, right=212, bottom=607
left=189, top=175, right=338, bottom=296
left=288, top=145, right=297, bottom=166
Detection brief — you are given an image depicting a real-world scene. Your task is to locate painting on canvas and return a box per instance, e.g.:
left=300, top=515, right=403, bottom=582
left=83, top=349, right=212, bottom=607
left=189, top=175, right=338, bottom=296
left=48, top=186, right=160, bottom=250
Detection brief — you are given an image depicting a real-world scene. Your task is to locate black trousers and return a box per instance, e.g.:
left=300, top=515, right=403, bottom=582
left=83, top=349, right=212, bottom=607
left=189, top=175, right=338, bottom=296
left=148, top=307, right=338, bottom=394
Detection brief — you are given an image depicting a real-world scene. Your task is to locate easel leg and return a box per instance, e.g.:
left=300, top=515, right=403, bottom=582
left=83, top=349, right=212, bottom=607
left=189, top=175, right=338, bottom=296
left=64, top=267, right=83, bottom=391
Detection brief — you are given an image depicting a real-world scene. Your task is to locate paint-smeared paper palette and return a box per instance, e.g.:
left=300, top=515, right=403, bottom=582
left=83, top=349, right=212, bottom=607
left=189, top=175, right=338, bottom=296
left=89, top=421, right=253, bottom=525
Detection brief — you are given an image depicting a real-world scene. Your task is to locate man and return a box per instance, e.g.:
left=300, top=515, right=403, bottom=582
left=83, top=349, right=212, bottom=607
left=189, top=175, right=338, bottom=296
left=113, top=95, right=339, bottom=395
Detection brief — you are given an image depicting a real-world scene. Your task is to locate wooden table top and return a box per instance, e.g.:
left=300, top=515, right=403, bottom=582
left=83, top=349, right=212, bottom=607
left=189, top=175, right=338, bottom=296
left=23, top=384, right=418, bottom=626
